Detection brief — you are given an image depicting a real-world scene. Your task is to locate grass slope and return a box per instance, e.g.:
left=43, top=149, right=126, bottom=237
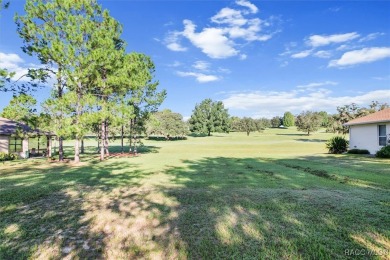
left=1, top=128, right=389, bottom=259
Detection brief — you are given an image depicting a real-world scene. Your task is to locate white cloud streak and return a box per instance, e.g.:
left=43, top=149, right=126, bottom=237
left=192, top=61, right=210, bottom=71
left=313, top=50, right=332, bottom=59
left=306, top=32, right=360, bottom=47
left=236, top=0, right=259, bottom=14
left=329, top=47, right=390, bottom=68
left=176, top=71, right=219, bottom=83
left=296, top=81, right=338, bottom=89
left=165, top=31, right=187, bottom=52
left=358, top=32, right=385, bottom=42
left=291, top=49, right=312, bottom=59
left=221, top=89, right=390, bottom=118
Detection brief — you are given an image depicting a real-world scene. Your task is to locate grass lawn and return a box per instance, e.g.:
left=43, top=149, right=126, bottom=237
left=1, top=128, right=389, bottom=259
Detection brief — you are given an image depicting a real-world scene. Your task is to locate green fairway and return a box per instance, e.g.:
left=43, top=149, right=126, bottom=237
left=1, top=128, right=389, bottom=259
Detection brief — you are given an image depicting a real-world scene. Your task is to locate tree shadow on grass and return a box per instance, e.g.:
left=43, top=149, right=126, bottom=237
left=1, top=156, right=389, bottom=258
left=0, top=161, right=159, bottom=259
left=276, top=133, right=307, bottom=136
left=161, top=156, right=390, bottom=259
left=295, top=138, right=327, bottom=143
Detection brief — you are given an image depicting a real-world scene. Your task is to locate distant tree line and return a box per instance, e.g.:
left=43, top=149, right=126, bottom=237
left=267, top=101, right=388, bottom=135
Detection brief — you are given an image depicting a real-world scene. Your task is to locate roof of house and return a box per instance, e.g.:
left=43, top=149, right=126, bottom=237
left=345, top=108, right=390, bottom=126
left=0, top=117, right=53, bottom=136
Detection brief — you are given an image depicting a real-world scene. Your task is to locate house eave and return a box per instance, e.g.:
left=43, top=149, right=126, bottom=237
left=344, top=120, right=390, bottom=126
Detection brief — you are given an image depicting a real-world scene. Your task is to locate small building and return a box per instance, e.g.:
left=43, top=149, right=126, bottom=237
left=0, top=117, right=54, bottom=158
left=345, top=108, right=390, bottom=154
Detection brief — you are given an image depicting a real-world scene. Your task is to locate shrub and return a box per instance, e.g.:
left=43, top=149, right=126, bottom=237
left=326, top=136, right=349, bottom=154
left=0, top=152, right=17, bottom=162
left=376, top=146, right=390, bottom=158
left=347, top=149, right=370, bottom=154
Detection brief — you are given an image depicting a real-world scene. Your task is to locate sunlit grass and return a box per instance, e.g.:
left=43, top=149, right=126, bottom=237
left=1, top=128, right=389, bottom=259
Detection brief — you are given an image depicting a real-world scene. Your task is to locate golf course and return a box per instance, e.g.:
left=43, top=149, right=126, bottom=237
left=1, top=128, right=389, bottom=259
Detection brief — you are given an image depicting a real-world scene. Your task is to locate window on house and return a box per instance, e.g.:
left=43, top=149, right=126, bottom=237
left=9, top=137, right=23, bottom=153
left=378, top=125, right=387, bottom=146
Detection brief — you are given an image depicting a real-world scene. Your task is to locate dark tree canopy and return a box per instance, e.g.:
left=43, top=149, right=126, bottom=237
left=189, top=99, right=230, bottom=136
left=295, top=111, right=322, bottom=135
left=145, top=109, right=187, bottom=139
left=328, top=101, right=389, bottom=134
left=271, top=116, right=281, bottom=128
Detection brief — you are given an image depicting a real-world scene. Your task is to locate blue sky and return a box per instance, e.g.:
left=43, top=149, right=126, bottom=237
left=1, top=0, right=389, bottom=119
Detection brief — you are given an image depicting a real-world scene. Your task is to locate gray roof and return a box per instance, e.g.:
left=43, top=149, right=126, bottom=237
left=0, top=117, right=53, bottom=136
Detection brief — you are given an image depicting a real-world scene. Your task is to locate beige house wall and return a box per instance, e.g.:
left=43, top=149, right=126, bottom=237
left=0, top=135, right=9, bottom=153
left=349, top=123, right=390, bottom=154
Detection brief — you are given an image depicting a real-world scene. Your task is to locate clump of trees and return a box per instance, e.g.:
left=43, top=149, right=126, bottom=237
left=295, top=111, right=322, bottom=135
left=326, top=102, right=388, bottom=134
left=230, top=117, right=270, bottom=136
left=145, top=109, right=188, bottom=139
left=270, top=116, right=282, bottom=128
left=189, top=99, right=230, bottom=136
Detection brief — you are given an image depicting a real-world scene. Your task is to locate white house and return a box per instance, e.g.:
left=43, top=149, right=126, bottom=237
left=0, top=117, right=54, bottom=158
left=345, top=108, right=390, bottom=154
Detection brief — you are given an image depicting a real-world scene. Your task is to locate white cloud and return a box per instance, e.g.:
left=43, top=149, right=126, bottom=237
left=313, top=50, right=332, bottom=59
left=167, top=42, right=187, bottom=52
left=291, top=49, right=312, bottom=59
left=306, top=32, right=360, bottom=47
left=182, top=20, right=238, bottom=59
left=221, top=89, right=390, bottom=118
left=192, top=60, right=210, bottom=71
left=359, top=32, right=385, bottom=42
left=329, top=47, right=390, bottom=68
left=165, top=31, right=187, bottom=52
left=328, top=7, right=341, bottom=12
left=211, top=7, right=247, bottom=26
left=280, top=61, right=288, bottom=67
left=0, top=52, right=32, bottom=81
left=176, top=71, right=220, bottom=83
left=168, top=61, right=182, bottom=67
left=236, top=0, right=259, bottom=14
left=372, top=75, right=390, bottom=81
left=239, top=54, right=248, bottom=60
left=296, top=81, right=338, bottom=89
left=0, top=52, right=55, bottom=86
left=164, top=0, right=276, bottom=59
left=218, top=67, right=232, bottom=74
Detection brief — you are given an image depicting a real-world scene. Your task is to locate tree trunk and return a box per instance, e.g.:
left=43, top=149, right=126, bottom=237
left=121, top=125, right=124, bottom=153
left=59, top=137, right=64, bottom=161
left=57, top=69, right=64, bottom=162
left=208, top=130, right=211, bottom=136
left=129, top=119, right=132, bottom=152
left=100, top=121, right=105, bottom=161
left=46, top=136, right=50, bottom=158
left=74, top=84, right=82, bottom=163
left=247, top=131, right=250, bottom=136
left=104, top=120, right=109, bottom=155
left=81, top=139, right=84, bottom=154
left=74, top=138, right=80, bottom=163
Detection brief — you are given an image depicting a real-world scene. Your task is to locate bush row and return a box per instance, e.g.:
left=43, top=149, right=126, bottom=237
left=347, top=149, right=370, bottom=154
left=376, top=146, right=390, bottom=158
left=0, top=152, right=18, bottom=162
